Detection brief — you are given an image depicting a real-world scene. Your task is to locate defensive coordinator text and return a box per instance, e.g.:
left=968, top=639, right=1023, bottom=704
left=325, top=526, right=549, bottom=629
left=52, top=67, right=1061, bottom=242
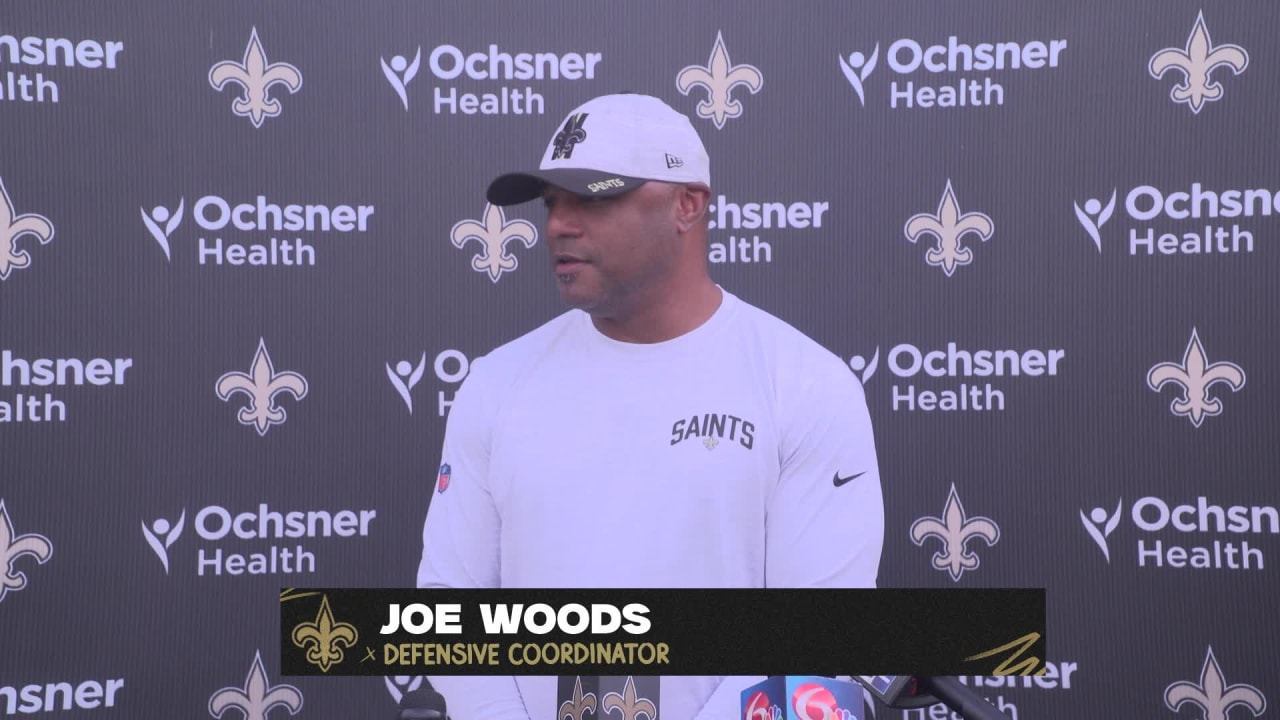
left=385, top=642, right=670, bottom=666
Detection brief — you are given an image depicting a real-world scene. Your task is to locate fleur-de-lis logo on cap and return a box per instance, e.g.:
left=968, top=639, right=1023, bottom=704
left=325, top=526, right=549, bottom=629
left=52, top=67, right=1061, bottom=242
left=559, top=676, right=598, bottom=720
left=910, top=484, right=1000, bottom=582
left=0, top=177, right=55, bottom=282
left=291, top=594, right=359, bottom=673
left=209, top=27, right=304, bottom=128
left=0, top=499, right=53, bottom=604
left=1164, top=646, right=1266, bottom=720
left=1149, top=12, right=1248, bottom=114
left=1147, top=328, right=1245, bottom=428
left=904, top=180, right=994, bottom=277
left=208, top=650, right=304, bottom=720
left=451, top=203, right=539, bottom=282
left=551, top=112, right=589, bottom=161
left=216, top=338, right=309, bottom=436
left=676, top=30, right=763, bottom=130
left=602, top=677, right=657, bottom=720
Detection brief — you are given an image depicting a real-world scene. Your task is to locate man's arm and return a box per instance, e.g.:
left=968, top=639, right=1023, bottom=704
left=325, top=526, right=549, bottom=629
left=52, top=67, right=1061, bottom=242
left=417, top=357, right=534, bottom=720
left=691, top=356, right=884, bottom=720
left=766, top=353, right=885, bottom=588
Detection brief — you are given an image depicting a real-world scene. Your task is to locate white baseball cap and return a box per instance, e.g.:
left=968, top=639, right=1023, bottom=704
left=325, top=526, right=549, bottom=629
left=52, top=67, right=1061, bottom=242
left=486, top=93, right=712, bottom=206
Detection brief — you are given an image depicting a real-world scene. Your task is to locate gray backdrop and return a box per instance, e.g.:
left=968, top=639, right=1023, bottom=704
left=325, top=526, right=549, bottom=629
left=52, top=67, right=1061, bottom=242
left=2, top=1, right=1277, bottom=718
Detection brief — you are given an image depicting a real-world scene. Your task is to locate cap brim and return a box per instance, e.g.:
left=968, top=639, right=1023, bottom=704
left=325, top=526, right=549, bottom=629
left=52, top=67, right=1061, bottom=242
left=486, top=169, right=649, bottom=206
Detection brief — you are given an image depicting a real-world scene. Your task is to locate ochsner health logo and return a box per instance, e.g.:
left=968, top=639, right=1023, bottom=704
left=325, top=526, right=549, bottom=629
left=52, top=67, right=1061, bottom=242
left=378, top=41, right=602, bottom=116
left=141, top=193, right=375, bottom=268
left=1149, top=12, right=1248, bottom=115
left=1080, top=496, right=1275, bottom=571
left=839, top=31, right=1067, bottom=109
left=1073, top=182, right=1272, bottom=257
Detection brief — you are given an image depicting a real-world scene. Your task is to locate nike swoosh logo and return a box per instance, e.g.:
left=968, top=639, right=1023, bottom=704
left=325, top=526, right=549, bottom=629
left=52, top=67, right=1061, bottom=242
left=833, top=471, right=865, bottom=487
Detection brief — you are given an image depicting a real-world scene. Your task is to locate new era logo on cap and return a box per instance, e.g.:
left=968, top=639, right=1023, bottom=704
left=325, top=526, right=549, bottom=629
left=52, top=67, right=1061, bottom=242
left=486, top=93, right=711, bottom=206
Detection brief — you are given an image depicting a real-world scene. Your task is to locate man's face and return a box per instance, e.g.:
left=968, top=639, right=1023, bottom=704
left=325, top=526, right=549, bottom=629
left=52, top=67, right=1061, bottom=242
left=541, top=182, right=685, bottom=316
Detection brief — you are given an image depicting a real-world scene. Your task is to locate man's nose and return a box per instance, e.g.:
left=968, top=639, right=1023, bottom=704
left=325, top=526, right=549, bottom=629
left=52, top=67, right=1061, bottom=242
left=544, top=198, right=582, bottom=238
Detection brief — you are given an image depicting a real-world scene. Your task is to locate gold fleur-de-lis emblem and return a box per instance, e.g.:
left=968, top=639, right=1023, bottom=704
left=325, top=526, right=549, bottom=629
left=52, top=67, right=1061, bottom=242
left=0, top=499, right=53, bottom=604
left=910, top=484, right=1000, bottom=582
left=1164, top=646, right=1266, bottom=720
left=904, top=180, right=994, bottom=277
left=676, top=30, right=763, bottom=130
left=208, top=650, right=304, bottom=720
left=450, top=203, right=539, bottom=283
left=559, top=676, right=599, bottom=720
left=602, top=677, right=657, bottom=720
left=703, top=436, right=719, bottom=451
left=1149, top=12, right=1249, bottom=114
left=209, top=27, right=304, bottom=128
left=291, top=594, right=358, bottom=673
left=0, top=177, right=55, bottom=282
left=1147, top=328, right=1245, bottom=428
left=216, top=338, right=309, bottom=436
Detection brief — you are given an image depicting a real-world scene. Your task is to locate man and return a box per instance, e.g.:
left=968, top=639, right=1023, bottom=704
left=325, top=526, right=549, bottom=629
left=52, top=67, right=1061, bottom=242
left=417, top=93, right=884, bottom=720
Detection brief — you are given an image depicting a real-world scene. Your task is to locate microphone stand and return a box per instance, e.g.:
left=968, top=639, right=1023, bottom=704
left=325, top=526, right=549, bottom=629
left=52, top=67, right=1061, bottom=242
left=914, top=677, right=1011, bottom=720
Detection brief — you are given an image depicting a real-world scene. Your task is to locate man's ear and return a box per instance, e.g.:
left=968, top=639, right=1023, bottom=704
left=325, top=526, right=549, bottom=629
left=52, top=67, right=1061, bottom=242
left=674, top=185, right=712, bottom=233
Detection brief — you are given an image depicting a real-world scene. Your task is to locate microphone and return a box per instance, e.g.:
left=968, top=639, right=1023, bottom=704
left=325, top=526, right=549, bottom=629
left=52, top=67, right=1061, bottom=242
left=741, top=676, right=865, bottom=719
left=853, top=676, right=1010, bottom=720
left=397, top=687, right=448, bottom=720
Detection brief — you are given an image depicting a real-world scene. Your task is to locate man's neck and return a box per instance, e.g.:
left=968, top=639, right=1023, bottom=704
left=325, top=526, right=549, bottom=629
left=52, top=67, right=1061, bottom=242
left=590, top=277, right=723, bottom=344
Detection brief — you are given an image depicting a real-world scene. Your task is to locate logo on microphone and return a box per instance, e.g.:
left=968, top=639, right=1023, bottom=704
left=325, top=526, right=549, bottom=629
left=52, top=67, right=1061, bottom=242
left=1164, top=646, right=1265, bottom=719
left=208, top=650, right=304, bottom=720
left=910, top=484, right=1000, bottom=582
left=792, top=683, right=839, bottom=720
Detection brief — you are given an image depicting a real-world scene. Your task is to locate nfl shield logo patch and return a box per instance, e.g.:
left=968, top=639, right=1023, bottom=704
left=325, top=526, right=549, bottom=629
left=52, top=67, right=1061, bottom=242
left=437, top=463, right=451, bottom=493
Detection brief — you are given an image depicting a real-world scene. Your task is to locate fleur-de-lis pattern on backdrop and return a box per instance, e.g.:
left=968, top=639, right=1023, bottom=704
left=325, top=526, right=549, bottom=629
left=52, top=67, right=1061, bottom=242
left=215, top=338, right=309, bottom=436
left=8, top=1, right=1274, bottom=718
left=1149, top=12, right=1249, bottom=114
left=910, top=484, right=1000, bottom=582
left=209, top=27, right=303, bottom=127
left=450, top=203, right=539, bottom=282
left=0, top=500, right=53, bottom=604
left=208, top=651, right=303, bottom=720
left=1147, top=328, right=1246, bottom=428
left=1164, top=647, right=1266, bottom=720
left=0, top=177, right=54, bottom=281
left=903, top=180, right=994, bottom=277
left=676, top=31, right=763, bottom=129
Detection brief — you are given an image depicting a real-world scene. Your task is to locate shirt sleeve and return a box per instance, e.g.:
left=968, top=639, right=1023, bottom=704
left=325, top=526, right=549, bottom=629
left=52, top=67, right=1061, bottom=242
left=416, top=356, right=534, bottom=720
left=690, top=676, right=767, bottom=720
left=765, top=353, right=884, bottom=588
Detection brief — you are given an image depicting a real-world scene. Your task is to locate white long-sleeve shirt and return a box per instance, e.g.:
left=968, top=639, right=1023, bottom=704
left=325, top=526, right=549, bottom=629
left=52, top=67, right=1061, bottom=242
left=417, top=287, right=884, bottom=720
